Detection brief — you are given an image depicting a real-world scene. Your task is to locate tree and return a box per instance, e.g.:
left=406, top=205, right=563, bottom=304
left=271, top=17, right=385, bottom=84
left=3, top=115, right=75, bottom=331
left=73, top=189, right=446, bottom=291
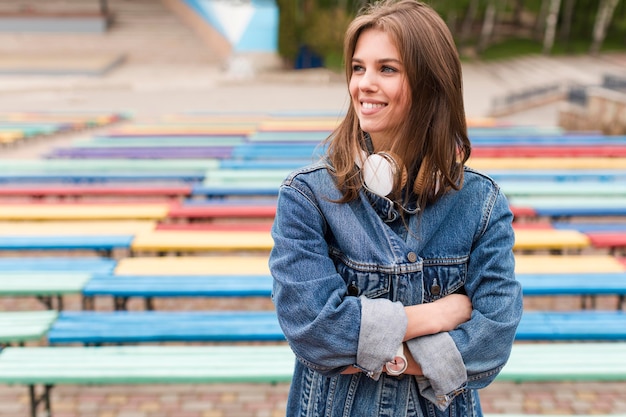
left=590, top=0, right=620, bottom=54
left=477, top=0, right=497, bottom=52
left=542, top=0, right=562, bottom=54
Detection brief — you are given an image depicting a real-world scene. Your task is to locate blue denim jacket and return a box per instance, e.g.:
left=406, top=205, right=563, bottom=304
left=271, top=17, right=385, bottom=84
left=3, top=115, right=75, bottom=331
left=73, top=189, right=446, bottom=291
left=270, top=160, right=523, bottom=417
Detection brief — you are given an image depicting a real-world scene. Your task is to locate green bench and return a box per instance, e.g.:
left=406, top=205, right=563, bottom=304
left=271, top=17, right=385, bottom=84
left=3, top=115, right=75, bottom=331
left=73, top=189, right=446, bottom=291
left=0, top=311, right=58, bottom=346
left=0, top=273, right=92, bottom=310
left=0, top=343, right=624, bottom=417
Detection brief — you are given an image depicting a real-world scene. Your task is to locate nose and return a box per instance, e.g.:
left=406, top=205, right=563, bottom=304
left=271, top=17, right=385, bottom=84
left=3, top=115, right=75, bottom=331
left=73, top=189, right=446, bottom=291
left=358, top=69, right=377, bottom=91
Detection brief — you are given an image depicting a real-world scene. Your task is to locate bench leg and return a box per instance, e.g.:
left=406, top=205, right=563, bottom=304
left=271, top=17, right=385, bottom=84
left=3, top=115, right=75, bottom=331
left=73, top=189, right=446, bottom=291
left=114, top=296, right=129, bottom=311
left=36, top=296, right=54, bottom=310
left=581, top=295, right=596, bottom=310
left=29, top=384, right=53, bottom=417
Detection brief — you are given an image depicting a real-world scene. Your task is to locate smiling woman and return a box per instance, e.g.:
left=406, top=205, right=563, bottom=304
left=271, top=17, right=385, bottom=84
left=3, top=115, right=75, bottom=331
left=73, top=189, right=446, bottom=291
left=269, top=1, right=522, bottom=417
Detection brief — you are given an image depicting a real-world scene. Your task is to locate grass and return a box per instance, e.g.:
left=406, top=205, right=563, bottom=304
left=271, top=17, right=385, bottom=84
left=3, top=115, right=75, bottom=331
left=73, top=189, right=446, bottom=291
left=467, top=35, right=625, bottom=62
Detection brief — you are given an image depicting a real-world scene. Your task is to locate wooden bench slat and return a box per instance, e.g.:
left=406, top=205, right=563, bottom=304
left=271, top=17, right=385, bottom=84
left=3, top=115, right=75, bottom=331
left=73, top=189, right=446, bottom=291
left=0, top=343, right=625, bottom=385
left=0, top=236, right=133, bottom=251
left=131, top=230, right=273, bottom=252
left=517, top=311, right=626, bottom=340
left=518, top=272, right=626, bottom=295
left=0, top=345, right=295, bottom=384
left=0, top=220, right=156, bottom=235
left=0, top=311, right=58, bottom=343
left=468, top=157, right=626, bottom=170
left=0, top=204, right=170, bottom=220
left=513, top=229, right=590, bottom=251
left=0, top=257, right=116, bottom=273
left=47, top=311, right=284, bottom=344
left=514, top=254, right=626, bottom=273
left=0, top=273, right=92, bottom=296
left=115, top=256, right=270, bottom=275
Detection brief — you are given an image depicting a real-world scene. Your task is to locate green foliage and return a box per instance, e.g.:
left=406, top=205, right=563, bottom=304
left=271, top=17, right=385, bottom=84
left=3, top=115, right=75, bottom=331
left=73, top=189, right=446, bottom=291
left=275, top=0, right=301, bottom=64
left=274, top=0, right=626, bottom=67
left=478, top=38, right=543, bottom=61
left=302, top=7, right=353, bottom=69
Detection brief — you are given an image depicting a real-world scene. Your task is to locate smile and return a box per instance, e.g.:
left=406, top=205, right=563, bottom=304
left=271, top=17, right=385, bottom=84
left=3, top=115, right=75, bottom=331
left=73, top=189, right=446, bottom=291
left=361, top=102, right=386, bottom=109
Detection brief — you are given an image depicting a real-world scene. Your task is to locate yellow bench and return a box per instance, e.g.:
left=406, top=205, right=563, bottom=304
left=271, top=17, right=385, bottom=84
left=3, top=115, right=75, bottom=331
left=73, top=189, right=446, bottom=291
left=0, top=220, right=156, bottom=235
left=0, top=204, right=169, bottom=221
left=115, top=255, right=271, bottom=275
left=129, top=229, right=589, bottom=254
left=117, top=254, right=625, bottom=276
left=513, top=229, right=590, bottom=252
left=131, top=230, right=273, bottom=254
left=515, top=254, right=626, bottom=274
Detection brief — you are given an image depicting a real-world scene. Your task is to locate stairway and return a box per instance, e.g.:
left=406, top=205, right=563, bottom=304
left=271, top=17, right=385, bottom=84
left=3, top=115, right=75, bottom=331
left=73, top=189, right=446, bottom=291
left=0, top=0, right=220, bottom=65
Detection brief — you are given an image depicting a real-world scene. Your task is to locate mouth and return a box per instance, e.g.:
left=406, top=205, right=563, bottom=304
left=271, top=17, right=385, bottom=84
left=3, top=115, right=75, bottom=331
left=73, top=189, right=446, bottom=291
left=361, top=102, right=387, bottom=110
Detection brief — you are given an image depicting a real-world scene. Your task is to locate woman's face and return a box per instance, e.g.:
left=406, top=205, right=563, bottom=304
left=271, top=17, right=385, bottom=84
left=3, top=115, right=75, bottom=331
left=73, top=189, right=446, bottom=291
left=349, top=28, right=411, bottom=149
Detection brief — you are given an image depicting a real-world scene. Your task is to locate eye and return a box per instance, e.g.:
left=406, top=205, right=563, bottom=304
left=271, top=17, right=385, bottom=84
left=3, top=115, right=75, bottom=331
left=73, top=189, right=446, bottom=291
left=381, top=65, right=397, bottom=73
left=352, top=64, right=365, bottom=73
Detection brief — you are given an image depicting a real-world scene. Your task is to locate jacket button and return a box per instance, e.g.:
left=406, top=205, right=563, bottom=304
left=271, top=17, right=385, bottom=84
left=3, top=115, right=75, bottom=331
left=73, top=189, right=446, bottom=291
left=347, top=283, right=359, bottom=296
left=431, top=284, right=441, bottom=295
left=407, top=252, right=417, bottom=262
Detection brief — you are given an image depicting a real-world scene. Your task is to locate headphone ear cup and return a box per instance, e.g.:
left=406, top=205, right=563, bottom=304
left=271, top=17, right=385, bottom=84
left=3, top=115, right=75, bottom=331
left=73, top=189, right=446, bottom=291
left=361, top=152, right=407, bottom=197
left=362, top=153, right=396, bottom=196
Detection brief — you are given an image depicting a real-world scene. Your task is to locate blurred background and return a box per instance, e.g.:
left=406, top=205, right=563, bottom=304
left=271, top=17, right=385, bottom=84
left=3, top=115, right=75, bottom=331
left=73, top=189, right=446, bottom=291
left=0, top=0, right=625, bottom=130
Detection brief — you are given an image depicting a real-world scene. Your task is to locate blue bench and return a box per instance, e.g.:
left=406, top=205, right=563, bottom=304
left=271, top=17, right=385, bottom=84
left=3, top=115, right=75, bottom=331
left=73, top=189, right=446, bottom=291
left=47, top=311, right=284, bottom=345
left=46, top=309, right=626, bottom=345
left=0, top=257, right=116, bottom=273
left=82, top=274, right=273, bottom=310
left=517, top=311, right=626, bottom=340
left=486, top=169, right=626, bottom=182
left=518, top=272, right=626, bottom=310
left=0, top=236, right=133, bottom=257
left=82, top=272, right=625, bottom=311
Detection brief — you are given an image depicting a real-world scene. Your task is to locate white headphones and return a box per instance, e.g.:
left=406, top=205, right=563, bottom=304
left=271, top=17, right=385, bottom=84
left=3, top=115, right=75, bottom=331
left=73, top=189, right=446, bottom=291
left=356, top=150, right=405, bottom=197
left=355, top=133, right=431, bottom=198
left=355, top=133, right=407, bottom=197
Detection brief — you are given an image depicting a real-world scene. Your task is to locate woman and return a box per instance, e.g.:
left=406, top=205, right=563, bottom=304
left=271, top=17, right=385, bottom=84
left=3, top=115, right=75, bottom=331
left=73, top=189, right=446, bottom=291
left=269, top=1, right=523, bottom=416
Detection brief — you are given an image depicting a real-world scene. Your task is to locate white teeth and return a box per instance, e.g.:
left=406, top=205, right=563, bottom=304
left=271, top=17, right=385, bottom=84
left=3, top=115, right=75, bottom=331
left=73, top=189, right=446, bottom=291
left=362, top=102, right=385, bottom=109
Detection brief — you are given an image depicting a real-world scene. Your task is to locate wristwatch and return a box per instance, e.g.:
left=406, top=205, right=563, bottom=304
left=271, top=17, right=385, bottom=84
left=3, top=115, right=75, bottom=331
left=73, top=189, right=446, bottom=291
left=385, top=344, right=408, bottom=376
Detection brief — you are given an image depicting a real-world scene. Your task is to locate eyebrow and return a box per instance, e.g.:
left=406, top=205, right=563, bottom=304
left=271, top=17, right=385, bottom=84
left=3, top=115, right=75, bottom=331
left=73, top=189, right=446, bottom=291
left=351, top=57, right=403, bottom=65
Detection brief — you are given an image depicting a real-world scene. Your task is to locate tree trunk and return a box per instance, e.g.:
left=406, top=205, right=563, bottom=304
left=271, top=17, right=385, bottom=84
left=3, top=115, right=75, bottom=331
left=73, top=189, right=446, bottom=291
left=511, top=0, right=524, bottom=26
left=559, top=0, right=576, bottom=46
left=590, top=0, right=620, bottom=54
left=542, top=0, right=562, bottom=55
left=534, top=0, right=550, bottom=40
left=478, top=0, right=496, bottom=53
left=461, top=0, right=480, bottom=41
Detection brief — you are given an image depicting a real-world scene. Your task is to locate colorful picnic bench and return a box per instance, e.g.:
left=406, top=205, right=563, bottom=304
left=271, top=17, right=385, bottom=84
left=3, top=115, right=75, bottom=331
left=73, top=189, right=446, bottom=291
left=82, top=274, right=273, bottom=310
left=0, top=343, right=624, bottom=417
left=0, top=311, right=58, bottom=346
left=0, top=273, right=93, bottom=310
left=0, top=203, right=170, bottom=221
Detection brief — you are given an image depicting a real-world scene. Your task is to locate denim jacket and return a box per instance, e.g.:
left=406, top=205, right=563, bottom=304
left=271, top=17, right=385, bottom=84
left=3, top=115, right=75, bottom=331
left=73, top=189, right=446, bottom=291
left=270, top=160, right=523, bottom=417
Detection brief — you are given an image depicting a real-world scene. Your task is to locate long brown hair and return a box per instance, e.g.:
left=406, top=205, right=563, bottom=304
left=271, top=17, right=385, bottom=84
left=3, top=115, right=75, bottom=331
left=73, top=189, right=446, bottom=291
left=325, top=0, right=471, bottom=211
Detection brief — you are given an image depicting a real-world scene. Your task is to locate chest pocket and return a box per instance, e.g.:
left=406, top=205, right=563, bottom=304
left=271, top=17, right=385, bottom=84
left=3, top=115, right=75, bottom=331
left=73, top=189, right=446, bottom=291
left=422, top=259, right=468, bottom=302
left=335, top=262, right=391, bottom=299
